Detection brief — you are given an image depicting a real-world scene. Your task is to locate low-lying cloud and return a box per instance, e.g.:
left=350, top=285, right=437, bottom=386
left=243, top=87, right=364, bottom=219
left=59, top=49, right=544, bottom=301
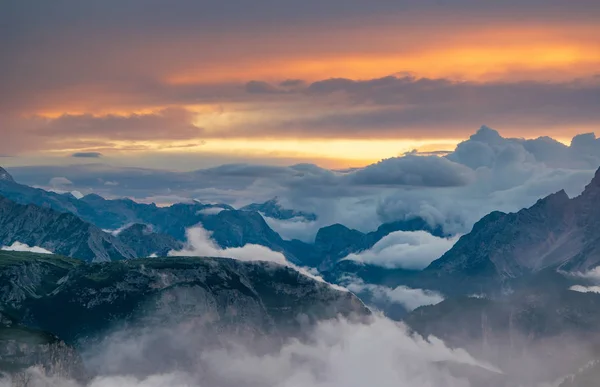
left=570, top=285, right=600, bottom=294
left=343, top=231, right=459, bottom=269
left=168, top=226, right=344, bottom=290
left=346, top=280, right=445, bottom=311
left=4, top=316, right=499, bottom=387
left=6, top=126, right=600, bottom=243
left=1, top=241, right=53, bottom=254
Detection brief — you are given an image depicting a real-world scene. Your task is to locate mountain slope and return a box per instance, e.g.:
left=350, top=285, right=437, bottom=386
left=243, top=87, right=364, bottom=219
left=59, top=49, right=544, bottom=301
left=405, top=269, right=600, bottom=384
left=424, top=167, right=600, bottom=290
left=0, top=250, right=368, bottom=345
left=0, top=167, right=14, bottom=183
left=241, top=197, right=317, bottom=221
left=0, top=196, right=137, bottom=262
left=116, top=223, right=182, bottom=257
left=0, top=250, right=369, bottom=381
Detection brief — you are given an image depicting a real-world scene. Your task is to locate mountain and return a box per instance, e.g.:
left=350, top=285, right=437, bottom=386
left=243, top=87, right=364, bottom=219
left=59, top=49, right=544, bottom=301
left=115, top=223, right=182, bottom=257
left=405, top=269, right=600, bottom=384
left=300, top=217, right=447, bottom=269
left=0, top=167, right=14, bottom=183
left=0, top=165, right=450, bottom=268
left=0, top=250, right=369, bottom=379
left=423, top=167, right=600, bottom=294
left=560, top=360, right=600, bottom=387
left=0, top=169, right=234, bottom=232
left=241, top=197, right=317, bottom=221
left=0, top=196, right=137, bottom=262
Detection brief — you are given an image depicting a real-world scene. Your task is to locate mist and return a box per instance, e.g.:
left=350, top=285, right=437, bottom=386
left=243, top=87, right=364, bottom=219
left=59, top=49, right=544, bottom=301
left=3, top=315, right=504, bottom=387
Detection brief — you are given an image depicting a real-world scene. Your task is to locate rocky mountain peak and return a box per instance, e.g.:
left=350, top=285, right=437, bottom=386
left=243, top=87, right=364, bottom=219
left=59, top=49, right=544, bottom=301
left=531, top=189, right=570, bottom=211
left=0, top=166, right=15, bottom=183
left=581, top=167, right=600, bottom=197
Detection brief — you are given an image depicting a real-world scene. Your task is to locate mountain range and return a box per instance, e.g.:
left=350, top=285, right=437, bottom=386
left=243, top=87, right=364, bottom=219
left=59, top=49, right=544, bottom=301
left=0, top=167, right=442, bottom=267
left=4, top=164, right=600, bottom=386
left=421, top=167, right=600, bottom=295
left=0, top=250, right=368, bottom=382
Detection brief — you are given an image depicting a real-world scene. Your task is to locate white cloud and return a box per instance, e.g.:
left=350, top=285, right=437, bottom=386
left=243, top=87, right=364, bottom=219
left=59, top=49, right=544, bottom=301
left=71, top=190, right=84, bottom=199
left=103, top=223, right=135, bottom=236
left=342, top=231, right=460, bottom=269
left=261, top=215, right=319, bottom=242
left=1, top=242, right=53, bottom=254
left=17, top=315, right=498, bottom=387
left=13, top=127, right=600, bottom=242
left=195, top=207, right=225, bottom=215
left=569, top=285, right=600, bottom=294
left=49, top=176, right=74, bottom=187
left=168, top=226, right=346, bottom=291
left=346, top=279, right=444, bottom=311
left=568, top=267, right=600, bottom=283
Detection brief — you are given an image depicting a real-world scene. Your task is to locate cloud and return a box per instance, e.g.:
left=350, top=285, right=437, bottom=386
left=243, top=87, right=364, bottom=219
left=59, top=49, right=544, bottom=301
left=103, top=223, right=136, bottom=237
left=569, top=285, right=600, bottom=294
left=17, top=315, right=499, bottom=387
left=346, top=280, right=445, bottom=311
left=564, top=267, right=600, bottom=283
left=3, top=75, right=600, bottom=158
left=7, top=127, right=600, bottom=243
left=71, top=190, right=84, bottom=199
left=260, top=216, right=319, bottom=243
left=220, top=76, right=600, bottom=140
left=343, top=231, right=460, bottom=269
left=349, top=155, right=474, bottom=187
left=195, top=207, right=225, bottom=215
left=72, top=152, right=103, bottom=158
left=35, top=108, right=204, bottom=142
left=49, top=177, right=74, bottom=187
left=168, top=226, right=288, bottom=264
left=168, top=226, right=344, bottom=290
left=1, top=242, right=53, bottom=254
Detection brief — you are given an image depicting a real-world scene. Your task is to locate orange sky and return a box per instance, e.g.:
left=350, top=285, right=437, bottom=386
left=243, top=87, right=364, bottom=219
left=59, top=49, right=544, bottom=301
left=3, top=2, right=600, bottom=168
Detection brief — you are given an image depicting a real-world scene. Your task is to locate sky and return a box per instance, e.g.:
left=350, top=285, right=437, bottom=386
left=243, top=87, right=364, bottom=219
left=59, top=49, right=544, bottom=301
left=2, top=0, right=600, bottom=169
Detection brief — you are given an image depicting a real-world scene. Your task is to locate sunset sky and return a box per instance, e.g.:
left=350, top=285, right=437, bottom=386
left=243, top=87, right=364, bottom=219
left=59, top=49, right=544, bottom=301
left=2, top=0, right=600, bottom=169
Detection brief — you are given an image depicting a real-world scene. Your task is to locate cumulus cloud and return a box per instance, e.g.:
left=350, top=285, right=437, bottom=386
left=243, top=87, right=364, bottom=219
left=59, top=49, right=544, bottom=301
left=1, top=242, right=53, bottom=254
left=342, top=231, right=459, bottom=269
left=346, top=280, right=445, bottom=311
